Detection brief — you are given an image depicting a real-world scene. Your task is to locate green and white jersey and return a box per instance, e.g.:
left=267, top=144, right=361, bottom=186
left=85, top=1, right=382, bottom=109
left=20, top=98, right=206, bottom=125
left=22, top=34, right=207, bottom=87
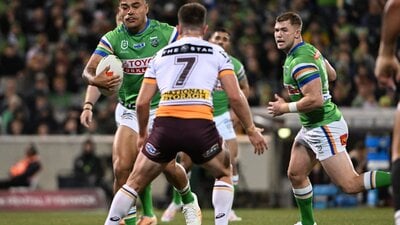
left=94, top=19, right=178, bottom=109
left=213, top=56, right=246, bottom=116
left=283, top=42, right=341, bottom=128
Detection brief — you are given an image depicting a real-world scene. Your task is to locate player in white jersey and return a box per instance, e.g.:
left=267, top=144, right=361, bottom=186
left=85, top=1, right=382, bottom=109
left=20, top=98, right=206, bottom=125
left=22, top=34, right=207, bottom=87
left=103, top=3, right=267, bottom=225
left=161, top=28, right=250, bottom=223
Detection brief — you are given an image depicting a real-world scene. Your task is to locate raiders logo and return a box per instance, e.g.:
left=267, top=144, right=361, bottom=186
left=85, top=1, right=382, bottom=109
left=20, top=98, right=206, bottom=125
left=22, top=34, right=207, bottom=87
left=150, top=36, right=159, bottom=47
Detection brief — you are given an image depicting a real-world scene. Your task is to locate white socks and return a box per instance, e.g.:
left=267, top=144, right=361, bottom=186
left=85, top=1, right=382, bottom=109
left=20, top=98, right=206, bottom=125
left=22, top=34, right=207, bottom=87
left=104, top=185, right=138, bottom=225
left=212, top=180, right=234, bottom=225
left=293, top=184, right=313, bottom=199
left=395, top=210, right=400, bottom=225
left=363, top=171, right=376, bottom=189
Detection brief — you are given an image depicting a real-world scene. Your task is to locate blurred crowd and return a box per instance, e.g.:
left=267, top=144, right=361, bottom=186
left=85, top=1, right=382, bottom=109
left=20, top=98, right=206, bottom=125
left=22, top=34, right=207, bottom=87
left=0, top=0, right=399, bottom=135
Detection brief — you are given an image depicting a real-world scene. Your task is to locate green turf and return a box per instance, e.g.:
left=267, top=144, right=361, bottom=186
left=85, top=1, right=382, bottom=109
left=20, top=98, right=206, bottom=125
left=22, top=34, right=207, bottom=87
left=0, top=207, right=393, bottom=225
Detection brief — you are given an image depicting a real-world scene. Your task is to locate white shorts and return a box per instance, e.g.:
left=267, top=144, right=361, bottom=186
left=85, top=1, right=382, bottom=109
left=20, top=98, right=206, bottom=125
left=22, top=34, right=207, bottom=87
left=115, top=103, right=156, bottom=133
left=294, top=117, right=348, bottom=161
left=213, top=111, right=236, bottom=140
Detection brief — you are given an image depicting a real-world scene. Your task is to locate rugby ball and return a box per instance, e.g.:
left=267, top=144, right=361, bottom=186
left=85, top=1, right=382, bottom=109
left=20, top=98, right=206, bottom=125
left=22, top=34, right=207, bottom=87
left=95, top=54, right=123, bottom=96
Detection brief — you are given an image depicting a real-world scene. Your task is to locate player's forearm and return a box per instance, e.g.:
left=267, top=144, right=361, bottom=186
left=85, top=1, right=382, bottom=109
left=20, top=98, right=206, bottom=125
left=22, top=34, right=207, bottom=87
left=325, top=59, right=337, bottom=82
left=84, top=85, right=101, bottom=106
left=239, top=79, right=250, bottom=98
left=229, top=93, right=255, bottom=131
left=379, top=0, right=400, bottom=56
left=136, top=105, right=150, bottom=136
left=82, top=66, right=97, bottom=85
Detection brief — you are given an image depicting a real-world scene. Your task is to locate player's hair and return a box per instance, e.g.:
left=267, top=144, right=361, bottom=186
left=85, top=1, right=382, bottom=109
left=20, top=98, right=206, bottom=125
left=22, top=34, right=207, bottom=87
left=276, top=12, right=303, bottom=30
left=118, top=0, right=147, bottom=3
left=205, top=26, right=231, bottom=41
left=178, top=3, right=207, bottom=30
left=212, top=27, right=231, bottom=36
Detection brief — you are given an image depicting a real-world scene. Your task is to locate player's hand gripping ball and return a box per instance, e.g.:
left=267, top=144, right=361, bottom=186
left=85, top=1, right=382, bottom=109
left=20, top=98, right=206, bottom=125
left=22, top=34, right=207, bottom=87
left=95, top=55, right=123, bottom=96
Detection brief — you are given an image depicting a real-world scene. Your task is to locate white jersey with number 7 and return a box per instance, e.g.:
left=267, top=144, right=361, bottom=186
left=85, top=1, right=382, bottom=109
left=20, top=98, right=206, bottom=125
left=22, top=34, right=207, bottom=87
left=144, top=36, right=234, bottom=120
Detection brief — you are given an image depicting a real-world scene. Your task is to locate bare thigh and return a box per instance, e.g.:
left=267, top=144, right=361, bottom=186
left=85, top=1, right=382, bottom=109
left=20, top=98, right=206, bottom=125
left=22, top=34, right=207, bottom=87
left=126, top=151, right=165, bottom=193
left=287, top=142, right=318, bottom=188
left=112, top=125, right=139, bottom=189
left=320, top=151, right=363, bottom=193
left=113, top=125, right=139, bottom=169
left=201, top=148, right=231, bottom=183
left=178, top=152, right=193, bottom=172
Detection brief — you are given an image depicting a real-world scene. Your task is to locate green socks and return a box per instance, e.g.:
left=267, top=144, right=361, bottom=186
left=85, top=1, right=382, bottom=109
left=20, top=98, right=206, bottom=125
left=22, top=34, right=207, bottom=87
left=295, top=196, right=315, bottom=225
left=124, top=215, right=136, bottom=225
left=172, top=188, right=183, bottom=205
left=139, top=184, right=155, bottom=217
left=177, top=184, right=195, bottom=204
left=293, top=185, right=315, bottom=225
left=126, top=185, right=155, bottom=225
left=364, top=171, right=391, bottom=189
left=124, top=206, right=137, bottom=225
left=374, top=171, right=391, bottom=188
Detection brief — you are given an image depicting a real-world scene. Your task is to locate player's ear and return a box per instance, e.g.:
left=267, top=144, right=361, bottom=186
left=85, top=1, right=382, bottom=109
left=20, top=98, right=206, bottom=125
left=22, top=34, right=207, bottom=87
left=177, top=24, right=182, bottom=35
left=295, top=29, right=301, bottom=39
left=144, top=1, right=149, bottom=14
left=203, top=25, right=208, bottom=36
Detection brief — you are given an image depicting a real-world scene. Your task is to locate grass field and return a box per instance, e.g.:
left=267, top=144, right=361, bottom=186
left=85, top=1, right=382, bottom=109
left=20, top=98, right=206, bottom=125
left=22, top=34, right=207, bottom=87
left=0, top=207, right=393, bottom=225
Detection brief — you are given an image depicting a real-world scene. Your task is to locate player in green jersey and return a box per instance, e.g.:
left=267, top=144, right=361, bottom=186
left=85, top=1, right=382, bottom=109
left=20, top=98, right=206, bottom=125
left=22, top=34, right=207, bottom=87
left=375, top=1, right=400, bottom=224
left=204, top=28, right=250, bottom=222
left=268, top=12, right=392, bottom=225
left=160, top=27, right=250, bottom=223
left=80, top=1, right=196, bottom=225
left=103, top=3, right=266, bottom=225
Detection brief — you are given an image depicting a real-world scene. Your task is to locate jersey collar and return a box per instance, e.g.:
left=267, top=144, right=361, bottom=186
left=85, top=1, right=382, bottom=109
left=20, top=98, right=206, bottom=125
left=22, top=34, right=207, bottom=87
left=123, top=18, right=151, bottom=36
left=288, top=41, right=305, bottom=55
